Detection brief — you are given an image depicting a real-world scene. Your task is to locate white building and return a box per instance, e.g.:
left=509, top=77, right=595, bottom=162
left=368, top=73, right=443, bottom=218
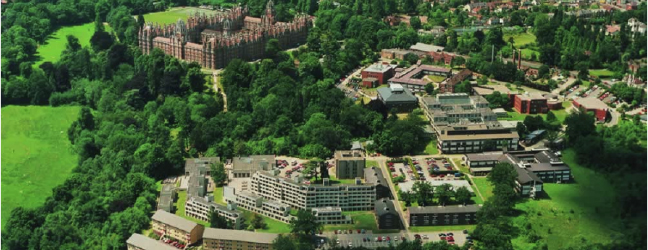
left=312, top=207, right=352, bottom=225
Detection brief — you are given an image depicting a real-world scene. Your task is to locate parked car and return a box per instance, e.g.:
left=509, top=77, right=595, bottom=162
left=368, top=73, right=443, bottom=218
left=447, top=232, right=454, bottom=237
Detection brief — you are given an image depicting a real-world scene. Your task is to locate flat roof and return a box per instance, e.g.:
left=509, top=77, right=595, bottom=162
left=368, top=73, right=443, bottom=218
left=574, top=97, right=608, bottom=110
left=398, top=180, right=474, bottom=193
left=232, top=155, right=275, bottom=172
left=389, top=64, right=450, bottom=86
left=127, top=234, right=177, bottom=250
left=335, top=150, right=365, bottom=159
left=437, top=130, right=519, bottom=141
left=203, top=228, right=278, bottom=244
left=409, top=205, right=481, bottom=214
left=364, top=63, right=394, bottom=73
left=465, top=152, right=504, bottom=162
left=472, top=85, right=518, bottom=95
left=152, top=210, right=199, bottom=232
left=410, top=42, right=444, bottom=52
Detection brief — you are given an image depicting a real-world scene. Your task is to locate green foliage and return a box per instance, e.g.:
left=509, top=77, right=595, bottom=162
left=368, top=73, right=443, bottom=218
left=209, top=208, right=229, bottom=229
left=424, top=83, right=434, bottom=95
left=211, top=162, right=227, bottom=187
left=289, top=209, right=322, bottom=235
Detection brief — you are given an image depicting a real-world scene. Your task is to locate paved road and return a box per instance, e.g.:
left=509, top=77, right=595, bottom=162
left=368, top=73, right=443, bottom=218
left=552, top=76, right=577, bottom=96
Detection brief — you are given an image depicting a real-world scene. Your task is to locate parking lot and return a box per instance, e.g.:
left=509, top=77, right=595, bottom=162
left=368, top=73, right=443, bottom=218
left=319, top=230, right=470, bottom=249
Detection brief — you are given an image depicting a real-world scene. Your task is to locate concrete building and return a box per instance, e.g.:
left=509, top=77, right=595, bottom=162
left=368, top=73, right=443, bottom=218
left=236, top=191, right=295, bottom=223
left=232, top=155, right=276, bottom=178
left=572, top=97, right=610, bottom=121
left=398, top=180, right=474, bottom=193
left=422, top=93, right=519, bottom=153
left=377, top=84, right=419, bottom=112
left=409, top=42, right=444, bottom=53
left=361, top=63, right=396, bottom=87
left=388, top=64, right=451, bottom=92
left=463, top=152, right=502, bottom=176
left=514, top=93, right=549, bottom=114
left=380, top=48, right=425, bottom=60
left=439, top=69, right=472, bottom=93
left=185, top=157, right=220, bottom=177
left=203, top=228, right=277, bottom=250
left=375, top=199, right=402, bottom=229
left=312, top=207, right=353, bottom=224
left=364, top=167, right=391, bottom=199
left=408, top=205, right=481, bottom=226
left=251, top=171, right=376, bottom=211
left=151, top=210, right=205, bottom=245
left=126, top=233, right=177, bottom=250
left=335, top=150, right=366, bottom=179
left=185, top=196, right=243, bottom=229
left=158, top=184, right=176, bottom=213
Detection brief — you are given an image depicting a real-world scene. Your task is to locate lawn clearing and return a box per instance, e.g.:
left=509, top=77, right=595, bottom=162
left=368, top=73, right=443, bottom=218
left=504, top=32, right=537, bottom=47
left=240, top=210, right=292, bottom=233
left=425, top=75, right=447, bottom=83
left=324, top=212, right=377, bottom=231
left=366, top=160, right=379, bottom=168
left=142, top=7, right=227, bottom=25
left=1, top=106, right=80, bottom=229
left=520, top=48, right=539, bottom=61
left=589, top=69, right=615, bottom=78
left=511, top=149, right=623, bottom=249
left=213, top=187, right=226, bottom=206
left=472, top=177, right=494, bottom=201
left=424, top=140, right=439, bottom=155
left=35, top=23, right=112, bottom=66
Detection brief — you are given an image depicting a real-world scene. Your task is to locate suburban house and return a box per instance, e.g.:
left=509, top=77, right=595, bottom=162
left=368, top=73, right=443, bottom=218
left=126, top=233, right=176, bottom=250
left=408, top=205, right=482, bottom=226
left=335, top=150, right=366, bottom=179
left=151, top=210, right=205, bottom=245
left=375, top=199, right=402, bottom=229
left=202, top=228, right=278, bottom=250
left=377, top=84, right=419, bottom=112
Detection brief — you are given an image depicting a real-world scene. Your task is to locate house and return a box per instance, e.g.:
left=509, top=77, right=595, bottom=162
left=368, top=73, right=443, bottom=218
left=126, top=233, right=177, bottom=250
left=375, top=199, right=402, bottom=229
left=439, top=69, right=472, bottom=93
left=408, top=205, right=481, bottom=226
left=514, top=93, right=549, bottom=114
left=362, top=63, right=396, bottom=87
left=151, top=210, right=205, bottom=245
left=157, top=184, right=176, bottom=213
left=335, top=150, right=366, bottom=179
left=377, top=84, right=419, bottom=112
left=231, top=155, right=276, bottom=178
left=364, top=167, right=392, bottom=199
left=572, top=97, right=610, bottom=121
left=202, top=228, right=278, bottom=250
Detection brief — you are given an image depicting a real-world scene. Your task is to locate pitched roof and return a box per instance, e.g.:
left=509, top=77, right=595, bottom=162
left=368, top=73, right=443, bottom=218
left=127, top=234, right=177, bottom=250
left=203, top=228, right=278, bottom=244
left=152, top=210, right=200, bottom=232
left=377, top=85, right=418, bottom=103
left=364, top=167, right=388, bottom=186
left=375, top=199, right=399, bottom=216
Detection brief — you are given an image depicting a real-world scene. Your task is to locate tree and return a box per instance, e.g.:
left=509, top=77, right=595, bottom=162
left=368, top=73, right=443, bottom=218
left=424, top=83, right=434, bottom=95
left=289, top=209, right=322, bottom=235
left=576, top=62, right=590, bottom=80
left=488, top=163, right=517, bottom=188
left=538, top=65, right=550, bottom=79
left=251, top=213, right=267, bottom=229
left=451, top=56, right=466, bottom=68
left=436, top=183, right=454, bottom=206
left=272, top=234, right=298, bottom=250
left=211, top=162, right=227, bottom=187
left=320, top=161, right=330, bottom=179
left=478, top=75, right=489, bottom=85
left=209, top=208, right=228, bottom=229
left=523, top=115, right=544, bottom=132
left=410, top=16, right=422, bottom=30
left=455, top=186, right=471, bottom=205
left=564, top=110, right=596, bottom=144
left=546, top=111, right=557, bottom=123
left=412, top=181, right=434, bottom=206
left=265, top=39, right=281, bottom=58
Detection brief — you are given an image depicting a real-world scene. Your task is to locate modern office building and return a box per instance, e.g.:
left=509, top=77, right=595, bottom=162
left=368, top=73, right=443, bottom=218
left=236, top=191, right=295, bottom=223
left=251, top=171, right=376, bottom=211
left=376, top=84, right=419, bottom=112
left=388, top=64, right=451, bottom=92
left=514, top=93, right=549, bottom=114
left=364, top=167, right=392, bottom=199
left=231, top=155, right=276, bottom=178
left=422, top=93, right=520, bottom=154
left=375, top=199, right=401, bottom=229
left=334, top=150, right=366, bottom=179
left=158, top=184, right=176, bottom=213
left=312, top=207, right=353, bottom=224
left=203, top=228, right=278, bottom=250
left=462, top=152, right=502, bottom=176
left=361, top=63, right=396, bottom=87
left=408, top=205, right=481, bottom=226
left=185, top=196, right=243, bottom=229
left=151, top=210, right=205, bottom=245
left=126, top=233, right=177, bottom=250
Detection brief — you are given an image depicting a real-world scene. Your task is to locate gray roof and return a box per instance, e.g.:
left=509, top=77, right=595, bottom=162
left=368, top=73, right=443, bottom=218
left=465, top=152, right=504, bottom=162
left=232, top=155, right=276, bottom=173
left=409, top=205, right=481, bottom=214
left=203, top=228, right=278, bottom=244
left=377, top=86, right=418, bottom=103
left=514, top=166, right=543, bottom=184
left=127, top=234, right=177, bottom=250
left=185, top=157, right=220, bottom=175
left=410, top=42, right=444, bottom=52
left=574, top=97, right=609, bottom=110
left=375, top=199, right=399, bottom=216
left=351, top=141, right=364, bottom=150
left=364, top=167, right=388, bottom=186
left=151, top=210, right=200, bottom=232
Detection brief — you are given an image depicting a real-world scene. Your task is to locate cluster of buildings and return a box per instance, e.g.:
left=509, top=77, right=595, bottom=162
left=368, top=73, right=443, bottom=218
left=138, top=1, right=311, bottom=69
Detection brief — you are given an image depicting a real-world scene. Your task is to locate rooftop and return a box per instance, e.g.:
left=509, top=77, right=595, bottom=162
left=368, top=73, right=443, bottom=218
left=574, top=97, right=609, bottom=110
left=389, top=64, right=451, bottom=86
left=232, top=155, right=276, bottom=172
left=377, top=85, right=418, bottom=103
left=375, top=199, right=399, bottom=216
left=152, top=210, right=200, bottom=232
left=364, top=63, right=395, bottom=73
left=465, top=152, right=505, bottom=162
left=409, top=42, right=445, bottom=53
left=203, top=228, right=278, bottom=243
left=472, top=85, right=518, bottom=95
left=127, top=234, right=177, bottom=250
left=398, top=180, right=474, bottom=193
left=364, top=167, right=388, bottom=186
left=335, top=150, right=365, bottom=159
left=409, top=204, right=482, bottom=214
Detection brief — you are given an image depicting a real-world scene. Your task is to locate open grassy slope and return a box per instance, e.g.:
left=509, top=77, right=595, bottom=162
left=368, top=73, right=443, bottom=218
left=1, top=106, right=80, bottom=229
left=35, top=23, right=112, bottom=66
left=142, top=7, right=226, bottom=25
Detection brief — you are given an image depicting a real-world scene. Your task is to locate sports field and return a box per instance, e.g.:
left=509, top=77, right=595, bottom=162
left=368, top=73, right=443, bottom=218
left=1, top=106, right=80, bottom=229
left=35, top=22, right=112, bottom=66
left=142, top=7, right=226, bottom=25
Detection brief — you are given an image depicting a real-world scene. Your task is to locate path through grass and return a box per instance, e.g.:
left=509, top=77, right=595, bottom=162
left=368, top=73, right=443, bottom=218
left=1, top=106, right=80, bottom=229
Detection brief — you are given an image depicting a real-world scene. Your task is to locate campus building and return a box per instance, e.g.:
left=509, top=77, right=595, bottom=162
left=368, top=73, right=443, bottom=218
left=422, top=93, right=520, bottom=154
left=375, top=199, right=402, bottom=229
left=334, top=150, right=366, bottom=179
left=203, top=228, right=277, bottom=250
left=376, top=84, right=419, bottom=112
left=408, top=205, right=481, bottom=226
left=236, top=191, right=295, bottom=223
left=231, top=155, right=276, bottom=178
left=388, top=64, right=451, bottom=92
left=312, top=207, right=353, bottom=224
left=151, top=210, right=205, bottom=245
left=185, top=196, right=243, bottom=229
left=364, top=167, right=392, bottom=199
left=439, top=69, right=473, bottom=93
left=158, top=184, right=176, bottom=213
left=250, top=171, right=376, bottom=211
left=572, top=97, right=610, bottom=121
left=138, top=1, right=311, bottom=69
left=361, top=63, right=396, bottom=87
left=513, top=93, right=549, bottom=114
left=126, top=233, right=177, bottom=250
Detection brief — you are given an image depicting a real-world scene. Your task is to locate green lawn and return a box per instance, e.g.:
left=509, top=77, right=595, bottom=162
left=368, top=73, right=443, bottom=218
left=504, top=32, right=537, bottom=47
left=324, top=212, right=378, bottom=231
left=35, top=23, right=112, bottom=66
left=452, top=158, right=470, bottom=174
left=142, top=7, right=228, bottom=25
left=520, top=48, right=539, bottom=61
left=589, top=69, right=615, bottom=78
left=366, top=160, right=379, bottom=168
left=511, top=149, right=623, bottom=249
left=213, top=187, right=226, bottom=206
left=409, top=224, right=476, bottom=233
left=499, top=102, right=571, bottom=123
left=426, top=75, right=447, bottom=83
left=472, top=177, right=494, bottom=202
left=424, top=140, right=439, bottom=155
left=174, top=190, right=209, bottom=227
left=239, top=210, right=293, bottom=233
left=1, top=106, right=80, bottom=230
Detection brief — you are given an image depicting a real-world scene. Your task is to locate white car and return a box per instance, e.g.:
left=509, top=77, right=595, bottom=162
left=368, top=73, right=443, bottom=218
left=348, top=242, right=353, bottom=247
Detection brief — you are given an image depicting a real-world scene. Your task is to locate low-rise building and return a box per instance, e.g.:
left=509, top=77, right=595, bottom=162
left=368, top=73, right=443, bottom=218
left=388, top=64, right=451, bottom=92
left=375, top=199, right=401, bottom=229
left=185, top=196, right=243, bottom=229
left=151, top=210, right=205, bottom=245
left=126, top=233, right=177, bottom=250
left=232, top=155, right=276, bottom=178
left=236, top=191, right=295, bottom=223
left=439, top=69, right=472, bottom=93
left=158, top=184, right=176, bottom=213
left=572, top=97, right=610, bottom=121
left=514, top=93, right=549, bottom=114
left=377, top=84, right=419, bottom=112
left=463, top=152, right=502, bottom=176
left=364, top=167, right=391, bottom=199
left=409, top=42, right=444, bottom=53
left=312, top=207, right=353, bottom=224
left=398, top=179, right=474, bottom=193
left=362, top=63, right=396, bottom=87
left=203, top=228, right=277, bottom=250
left=381, top=49, right=425, bottom=60
left=335, top=150, right=366, bottom=179
left=408, top=205, right=481, bottom=226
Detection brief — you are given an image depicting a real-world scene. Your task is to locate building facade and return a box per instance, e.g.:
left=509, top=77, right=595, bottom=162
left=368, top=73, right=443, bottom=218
left=335, top=150, right=366, bottom=179
left=203, top=228, right=277, bottom=250
left=139, top=1, right=311, bottom=69
left=361, top=63, right=396, bottom=87
left=364, top=167, right=392, bottom=199
left=514, top=93, right=549, bottom=114
left=312, top=207, right=353, bottom=224
left=236, top=191, right=295, bottom=223
left=408, top=205, right=481, bottom=226
left=375, top=199, right=402, bottom=229
left=388, top=64, right=451, bottom=92
left=185, top=196, right=243, bottom=229
left=439, top=69, right=472, bottom=93
left=572, top=97, right=610, bottom=121
left=126, top=233, right=177, bottom=250
left=151, top=210, right=205, bottom=245
left=158, top=184, right=176, bottom=213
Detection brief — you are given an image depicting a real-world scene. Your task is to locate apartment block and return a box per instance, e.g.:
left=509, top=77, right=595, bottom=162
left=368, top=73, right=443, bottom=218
left=375, top=199, right=402, bottom=230
left=364, top=167, right=392, bottom=199
left=251, top=171, right=376, bottom=211
left=185, top=196, right=243, bottom=229
left=312, top=207, right=352, bottom=225
left=335, top=150, right=366, bottom=179
left=408, top=205, right=481, bottom=226
left=151, top=210, right=205, bottom=245
left=236, top=191, right=295, bottom=223
left=158, top=184, right=176, bottom=213
left=231, top=155, right=276, bottom=178
left=203, top=228, right=277, bottom=250
left=126, top=233, right=176, bottom=250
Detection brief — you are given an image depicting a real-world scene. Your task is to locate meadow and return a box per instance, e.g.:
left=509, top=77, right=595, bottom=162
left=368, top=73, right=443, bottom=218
left=35, top=23, right=112, bottom=66
left=589, top=69, right=615, bottom=78
left=1, top=106, right=80, bottom=229
left=142, top=7, right=225, bottom=25
left=504, top=32, right=537, bottom=47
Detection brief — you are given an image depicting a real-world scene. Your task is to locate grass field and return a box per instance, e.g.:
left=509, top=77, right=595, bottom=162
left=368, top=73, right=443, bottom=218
left=521, top=48, right=539, bottom=60
left=240, top=210, right=292, bottom=234
left=366, top=160, right=379, bottom=168
left=499, top=102, right=571, bottom=123
left=174, top=190, right=209, bottom=227
left=142, top=7, right=226, bottom=25
left=35, top=23, right=112, bottom=66
left=511, top=149, right=622, bottom=249
left=589, top=69, right=615, bottom=78
left=1, top=106, right=80, bottom=229
left=213, top=187, right=226, bottom=206
left=425, top=75, right=447, bottom=83
left=472, top=177, right=494, bottom=201
left=424, top=140, right=439, bottom=155
left=504, top=32, right=537, bottom=47
left=324, top=212, right=378, bottom=231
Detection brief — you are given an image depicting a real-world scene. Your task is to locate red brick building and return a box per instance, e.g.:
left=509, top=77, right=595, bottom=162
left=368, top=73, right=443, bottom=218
left=439, top=69, right=472, bottom=93
left=573, top=97, right=610, bottom=121
left=514, top=93, right=549, bottom=114
left=361, top=63, right=396, bottom=87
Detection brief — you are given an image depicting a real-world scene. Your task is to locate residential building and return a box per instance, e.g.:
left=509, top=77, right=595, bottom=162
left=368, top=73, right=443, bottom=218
left=408, top=205, right=481, bottom=226
left=126, top=233, right=176, bottom=250
left=203, top=228, right=277, bottom=250
left=375, top=199, right=402, bottom=229
left=361, top=63, right=396, bottom=87
left=514, top=93, right=549, bottom=114
left=250, top=171, right=376, bottom=211
left=185, top=196, right=243, bottom=229
left=335, top=150, right=366, bottom=179
left=439, top=69, right=473, bottom=93
left=377, top=84, right=419, bottom=112
left=388, top=64, right=451, bottom=92
left=463, top=152, right=502, bottom=176
left=312, top=207, right=353, bottom=224
left=236, top=191, right=295, bottom=223
left=231, top=155, right=276, bottom=178
left=572, top=97, right=610, bottom=121
left=364, top=167, right=392, bottom=199
left=158, top=184, right=176, bottom=213
left=398, top=180, right=474, bottom=193
left=151, top=210, right=205, bottom=245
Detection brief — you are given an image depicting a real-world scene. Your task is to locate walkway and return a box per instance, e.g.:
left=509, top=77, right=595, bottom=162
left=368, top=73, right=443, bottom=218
left=212, top=70, right=227, bottom=112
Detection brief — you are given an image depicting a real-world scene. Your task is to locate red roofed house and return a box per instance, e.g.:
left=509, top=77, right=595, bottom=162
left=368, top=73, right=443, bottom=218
left=605, top=25, right=621, bottom=35
left=572, top=97, right=610, bottom=121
